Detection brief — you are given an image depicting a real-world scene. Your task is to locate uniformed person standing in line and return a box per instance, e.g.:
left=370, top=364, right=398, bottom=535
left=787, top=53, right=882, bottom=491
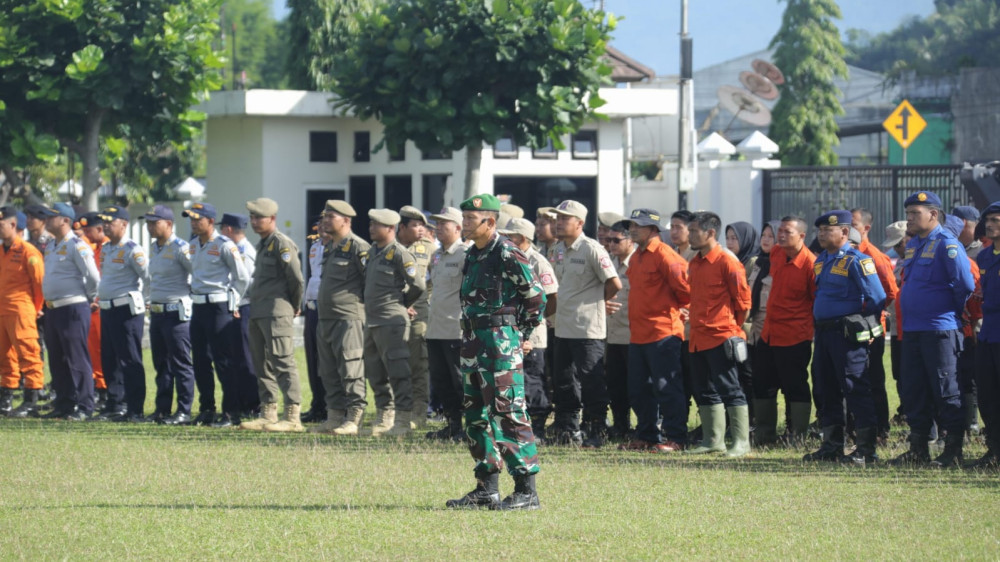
left=550, top=200, right=621, bottom=447
left=892, top=191, right=975, bottom=468
left=184, top=202, right=250, bottom=426
left=425, top=207, right=468, bottom=441
left=499, top=217, right=560, bottom=443
left=239, top=198, right=305, bottom=432
left=93, top=206, right=149, bottom=422
left=77, top=212, right=108, bottom=410
left=144, top=205, right=195, bottom=425
left=0, top=206, right=45, bottom=417
left=971, top=201, right=1000, bottom=468
left=445, top=194, right=545, bottom=511
left=219, top=212, right=260, bottom=424
left=308, top=201, right=370, bottom=435
left=300, top=223, right=330, bottom=423
left=38, top=203, right=100, bottom=420
left=597, top=212, right=624, bottom=252
left=23, top=205, right=55, bottom=390
left=602, top=220, right=634, bottom=441
left=802, top=211, right=887, bottom=466
left=398, top=205, right=433, bottom=427
left=363, top=208, right=424, bottom=436
left=952, top=205, right=984, bottom=436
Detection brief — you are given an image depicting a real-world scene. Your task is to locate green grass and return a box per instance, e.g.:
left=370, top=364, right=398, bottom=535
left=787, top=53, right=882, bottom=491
left=1, top=349, right=997, bottom=559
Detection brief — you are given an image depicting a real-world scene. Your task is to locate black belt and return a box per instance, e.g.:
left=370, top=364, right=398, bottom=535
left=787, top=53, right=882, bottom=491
left=461, top=314, right=517, bottom=331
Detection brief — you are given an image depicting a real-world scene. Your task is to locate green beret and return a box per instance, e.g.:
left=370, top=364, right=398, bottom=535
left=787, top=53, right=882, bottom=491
left=460, top=193, right=501, bottom=212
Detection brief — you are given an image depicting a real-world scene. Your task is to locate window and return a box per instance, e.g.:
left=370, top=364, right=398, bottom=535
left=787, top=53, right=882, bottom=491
left=422, top=174, right=451, bottom=213
left=354, top=132, right=370, bottom=162
left=571, top=130, right=597, bottom=159
left=387, top=139, right=405, bottom=162
left=384, top=175, right=413, bottom=211
left=309, top=131, right=337, bottom=162
left=421, top=148, right=452, bottom=160
left=493, top=135, right=518, bottom=159
left=532, top=137, right=558, bottom=159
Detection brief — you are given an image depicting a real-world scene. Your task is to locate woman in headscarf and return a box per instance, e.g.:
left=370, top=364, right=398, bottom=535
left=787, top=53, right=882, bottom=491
left=745, top=220, right=780, bottom=444
left=724, top=221, right=761, bottom=430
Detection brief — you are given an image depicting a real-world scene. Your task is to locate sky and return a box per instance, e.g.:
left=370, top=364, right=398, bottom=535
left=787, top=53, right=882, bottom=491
left=271, top=0, right=937, bottom=75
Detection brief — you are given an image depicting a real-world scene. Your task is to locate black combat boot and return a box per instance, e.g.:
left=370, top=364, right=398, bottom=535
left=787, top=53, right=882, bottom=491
left=802, top=425, right=844, bottom=462
left=426, top=417, right=463, bottom=442
left=889, top=433, right=931, bottom=467
left=930, top=432, right=963, bottom=469
left=446, top=472, right=500, bottom=509
left=94, top=389, right=108, bottom=413
left=9, top=389, right=41, bottom=418
left=495, top=473, right=540, bottom=511
left=840, top=426, right=878, bottom=467
left=0, top=388, right=14, bottom=416
left=581, top=420, right=607, bottom=449
left=966, top=440, right=999, bottom=470
left=530, top=413, right=548, bottom=446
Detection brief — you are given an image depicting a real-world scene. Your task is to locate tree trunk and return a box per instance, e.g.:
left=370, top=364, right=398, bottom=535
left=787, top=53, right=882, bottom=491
left=463, top=141, right=482, bottom=199
left=0, top=165, right=16, bottom=206
left=79, top=108, right=107, bottom=211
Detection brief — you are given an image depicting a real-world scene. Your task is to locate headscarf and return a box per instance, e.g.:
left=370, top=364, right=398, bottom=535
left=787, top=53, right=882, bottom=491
left=726, top=221, right=760, bottom=268
left=751, top=220, right=782, bottom=316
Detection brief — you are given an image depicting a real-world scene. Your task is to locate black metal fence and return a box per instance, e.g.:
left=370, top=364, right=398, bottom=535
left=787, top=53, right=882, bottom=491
left=762, top=165, right=970, bottom=239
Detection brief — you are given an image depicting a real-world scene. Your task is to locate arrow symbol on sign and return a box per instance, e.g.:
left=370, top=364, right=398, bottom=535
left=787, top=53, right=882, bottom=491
left=896, top=107, right=911, bottom=140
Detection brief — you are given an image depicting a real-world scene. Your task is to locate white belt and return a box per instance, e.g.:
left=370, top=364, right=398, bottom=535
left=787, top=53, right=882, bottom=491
left=98, top=296, right=132, bottom=310
left=45, top=295, right=88, bottom=309
left=150, top=302, right=181, bottom=314
left=191, top=293, right=228, bottom=304
left=306, top=300, right=317, bottom=311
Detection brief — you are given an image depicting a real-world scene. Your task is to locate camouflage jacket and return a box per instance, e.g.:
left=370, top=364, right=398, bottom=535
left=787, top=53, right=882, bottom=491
left=461, top=233, right=545, bottom=338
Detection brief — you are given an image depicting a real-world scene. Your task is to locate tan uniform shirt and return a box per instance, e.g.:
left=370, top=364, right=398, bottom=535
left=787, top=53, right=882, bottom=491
left=607, top=248, right=635, bottom=346
left=248, top=230, right=303, bottom=319
left=364, top=239, right=425, bottom=327
left=317, top=232, right=369, bottom=321
left=406, top=237, right=433, bottom=323
left=553, top=234, right=618, bottom=340
left=426, top=239, right=467, bottom=340
left=525, top=246, right=558, bottom=349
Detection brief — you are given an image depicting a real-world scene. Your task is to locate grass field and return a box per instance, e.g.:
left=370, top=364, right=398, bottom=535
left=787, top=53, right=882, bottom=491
left=1, top=349, right=997, bottom=559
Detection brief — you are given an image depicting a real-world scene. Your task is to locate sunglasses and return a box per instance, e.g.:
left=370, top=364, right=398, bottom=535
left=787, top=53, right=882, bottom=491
left=605, top=237, right=626, bottom=243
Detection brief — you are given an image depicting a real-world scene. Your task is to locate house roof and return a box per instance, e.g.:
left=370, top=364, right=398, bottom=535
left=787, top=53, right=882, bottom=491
left=605, top=45, right=656, bottom=83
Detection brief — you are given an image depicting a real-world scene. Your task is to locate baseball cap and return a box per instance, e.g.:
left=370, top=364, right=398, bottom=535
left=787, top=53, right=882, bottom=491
left=220, top=213, right=249, bottom=230
left=499, top=217, right=536, bottom=239
left=553, top=200, right=588, bottom=221
left=144, top=204, right=175, bottom=222
left=882, top=220, right=907, bottom=248
left=98, top=206, right=130, bottom=222
left=903, top=191, right=943, bottom=208
left=183, top=202, right=218, bottom=220
left=37, top=202, right=76, bottom=220
left=500, top=203, right=524, bottom=219
left=430, top=207, right=462, bottom=225
left=951, top=205, right=980, bottom=222
left=625, top=208, right=663, bottom=230
left=77, top=212, right=105, bottom=228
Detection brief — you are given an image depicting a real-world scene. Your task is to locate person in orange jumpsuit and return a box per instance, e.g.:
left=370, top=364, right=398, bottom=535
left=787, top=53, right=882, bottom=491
left=78, top=212, right=108, bottom=409
left=0, top=206, right=46, bottom=417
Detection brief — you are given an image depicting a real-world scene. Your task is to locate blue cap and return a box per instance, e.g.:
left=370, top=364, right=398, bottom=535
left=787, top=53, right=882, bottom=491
left=15, top=211, right=26, bottom=231
left=144, top=204, right=175, bottom=221
left=37, top=202, right=76, bottom=220
left=982, top=201, right=1000, bottom=219
left=904, top=191, right=943, bottom=208
left=182, top=202, right=217, bottom=220
left=77, top=212, right=105, bottom=228
left=951, top=205, right=980, bottom=222
left=814, top=210, right=853, bottom=228
left=943, top=214, right=964, bottom=238
left=23, top=204, right=48, bottom=219
left=220, top=212, right=248, bottom=230
left=98, top=205, right=130, bottom=222
left=625, top=208, right=663, bottom=230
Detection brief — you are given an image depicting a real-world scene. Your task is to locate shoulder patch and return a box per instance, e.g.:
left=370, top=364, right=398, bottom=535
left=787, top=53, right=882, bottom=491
left=134, top=252, right=147, bottom=267
left=861, top=258, right=877, bottom=275
left=947, top=247, right=958, bottom=259
left=404, top=261, right=416, bottom=277
left=386, top=247, right=395, bottom=261
left=599, top=256, right=612, bottom=269
left=280, top=249, right=292, bottom=263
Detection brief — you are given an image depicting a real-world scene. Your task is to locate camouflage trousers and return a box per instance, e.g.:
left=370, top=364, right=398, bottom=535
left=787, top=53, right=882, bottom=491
left=461, top=326, right=539, bottom=478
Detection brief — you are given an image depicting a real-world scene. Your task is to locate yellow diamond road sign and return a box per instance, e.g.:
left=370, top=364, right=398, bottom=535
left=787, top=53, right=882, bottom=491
left=883, top=100, right=926, bottom=149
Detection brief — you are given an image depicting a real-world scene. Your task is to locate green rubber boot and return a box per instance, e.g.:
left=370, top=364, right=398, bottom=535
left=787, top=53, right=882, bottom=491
left=752, top=398, right=778, bottom=446
left=726, top=405, right=752, bottom=458
left=686, top=404, right=726, bottom=454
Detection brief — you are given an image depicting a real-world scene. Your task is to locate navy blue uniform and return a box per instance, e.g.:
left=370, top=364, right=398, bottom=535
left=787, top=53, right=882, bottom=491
left=976, top=242, right=1000, bottom=453
left=812, top=242, right=886, bottom=430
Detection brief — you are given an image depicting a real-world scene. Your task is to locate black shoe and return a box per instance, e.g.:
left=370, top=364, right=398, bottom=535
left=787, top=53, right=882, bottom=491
left=64, top=407, right=88, bottom=421
left=192, top=410, right=217, bottom=426
left=147, top=411, right=168, bottom=424
left=803, top=426, right=844, bottom=462
left=966, top=448, right=999, bottom=470
left=41, top=407, right=73, bottom=419
left=930, top=433, right=963, bottom=469
left=0, top=388, right=13, bottom=415
left=445, top=473, right=500, bottom=509
left=556, top=430, right=583, bottom=446
left=426, top=418, right=463, bottom=442
left=889, top=434, right=931, bottom=467
left=161, top=412, right=192, bottom=426
left=9, top=389, right=41, bottom=418
left=115, top=413, right=151, bottom=423
left=301, top=409, right=327, bottom=423
left=94, top=389, right=108, bottom=412
left=494, top=474, right=540, bottom=511
left=211, top=413, right=236, bottom=428
left=90, top=407, right=128, bottom=422
left=581, top=421, right=606, bottom=449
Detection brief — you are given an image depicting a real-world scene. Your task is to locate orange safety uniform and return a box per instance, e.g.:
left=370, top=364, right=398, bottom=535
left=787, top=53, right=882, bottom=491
left=688, top=244, right=752, bottom=352
left=626, top=235, right=691, bottom=344
left=87, top=238, right=106, bottom=390
left=0, top=237, right=45, bottom=390
left=760, top=245, right=817, bottom=346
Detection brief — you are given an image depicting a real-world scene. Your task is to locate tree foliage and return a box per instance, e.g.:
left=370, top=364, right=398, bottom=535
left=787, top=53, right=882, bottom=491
left=768, top=0, right=847, bottom=166
left=220, top=0, right=288, bottom=89
left=326, top=0, right=615, bottom=196
left=845, top=0, right=1000, bottom=80
left=0, top=0, right=222, bottom=209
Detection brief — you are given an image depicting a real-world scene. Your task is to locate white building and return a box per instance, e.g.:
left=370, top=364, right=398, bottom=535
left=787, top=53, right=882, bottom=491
left=197, top=87, right=676, bottom=251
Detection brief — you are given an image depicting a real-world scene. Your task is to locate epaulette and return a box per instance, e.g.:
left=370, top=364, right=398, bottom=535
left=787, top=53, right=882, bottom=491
left=172, top=237, right=187, bottom=247
left=217, top=234, right=232, bottom=243
left=125, top=240, right=137, bottom=248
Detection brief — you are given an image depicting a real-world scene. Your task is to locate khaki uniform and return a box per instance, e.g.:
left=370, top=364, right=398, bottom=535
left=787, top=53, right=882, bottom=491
left=553, top=235, right=618, bottom=340
left=317, top=232, right=370, bottom=411
left=363, top=240, right=425, bottom=412
left=406, top=237, right=433, bottom=419
left=248, top=230, right=304, bottom=405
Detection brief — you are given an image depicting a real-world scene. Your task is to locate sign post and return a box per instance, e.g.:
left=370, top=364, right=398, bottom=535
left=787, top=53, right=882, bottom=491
left=882, top=100, right=927, bottom=166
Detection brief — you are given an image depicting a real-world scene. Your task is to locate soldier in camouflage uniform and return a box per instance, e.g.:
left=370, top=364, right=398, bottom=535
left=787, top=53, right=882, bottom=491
left=446, top=194, right=545, bottom=511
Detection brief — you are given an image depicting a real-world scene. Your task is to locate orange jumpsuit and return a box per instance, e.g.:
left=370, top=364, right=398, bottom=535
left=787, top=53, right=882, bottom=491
left=87, top=239, right=106, bottom=390
left=0, top=237, right=45, bottom=390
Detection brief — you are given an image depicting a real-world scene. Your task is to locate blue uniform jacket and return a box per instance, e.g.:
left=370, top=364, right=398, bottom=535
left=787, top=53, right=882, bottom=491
left=900, top=225, right=975, bottom=332
left=977, top=244, right=1000, bottom=343
left=813, top=242, right=886, bottom=322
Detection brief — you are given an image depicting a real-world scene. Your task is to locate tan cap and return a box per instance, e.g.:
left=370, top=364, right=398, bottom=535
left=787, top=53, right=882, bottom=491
left=553, top=200, right=587, bottom=221
left=598, top=211, right=624, bottom=228
left=430, top=206, right=462, bottom=225
left=882, top=220, right=907, bottom=248
left=246, top=197, right=279, bottom=217
left=399, top=205, right=428, bottom=224
left=499, top=217, right=535, bottom=239
left=368, top=208, right=401, bottom=227
left=536, top=206, right=557, bottom=220
left=324, top=200, right=356, bottom=217
left=500, top=203, right=524, bottom=219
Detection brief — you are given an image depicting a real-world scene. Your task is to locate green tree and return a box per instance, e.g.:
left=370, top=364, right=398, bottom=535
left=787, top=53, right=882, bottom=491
left=220, top=0, right=288, bottom=89
left=0, top=0, right=222, bottom=210
left=768, top=0, right=848, bottom=166
left=327, top=0, right=615, bottom=196
left=285, top=0, right=373, bottom=90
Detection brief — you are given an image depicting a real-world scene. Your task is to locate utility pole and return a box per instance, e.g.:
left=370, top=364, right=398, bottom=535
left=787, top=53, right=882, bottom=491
left=677, top=0, right=694, bottom=210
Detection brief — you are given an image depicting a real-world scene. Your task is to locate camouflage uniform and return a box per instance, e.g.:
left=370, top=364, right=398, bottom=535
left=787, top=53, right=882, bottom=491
left=461, top=232, right=546, bottom=477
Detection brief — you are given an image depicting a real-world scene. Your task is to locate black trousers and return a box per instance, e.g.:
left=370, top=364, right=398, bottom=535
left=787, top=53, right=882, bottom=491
left=44, top=303, right=93, bottom=414
left=752, top=340, right=812, bottom=402
left=150, top=309, right=194, bottom=415
left=303, top=306, right=326, bottom=413
left=690, top=343, right=747, bottom=407
left=605, top=343, right=631, bottom=430
left=524, top=347, right=549, bottom=418
left=868, top=335, right=890, bottom=434
left=427, top=338, right=462, bottom=422
left=975, top=341, right=1000, bottom=449
left=191, top=302, right=238, bottom=414
left=553, top=338, right=608, bottom=432
left=100, top=304, right=146, bottom=414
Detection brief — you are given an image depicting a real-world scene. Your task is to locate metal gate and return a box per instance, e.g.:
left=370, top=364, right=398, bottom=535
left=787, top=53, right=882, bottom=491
left=762, top=166, right=969, bottom=237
